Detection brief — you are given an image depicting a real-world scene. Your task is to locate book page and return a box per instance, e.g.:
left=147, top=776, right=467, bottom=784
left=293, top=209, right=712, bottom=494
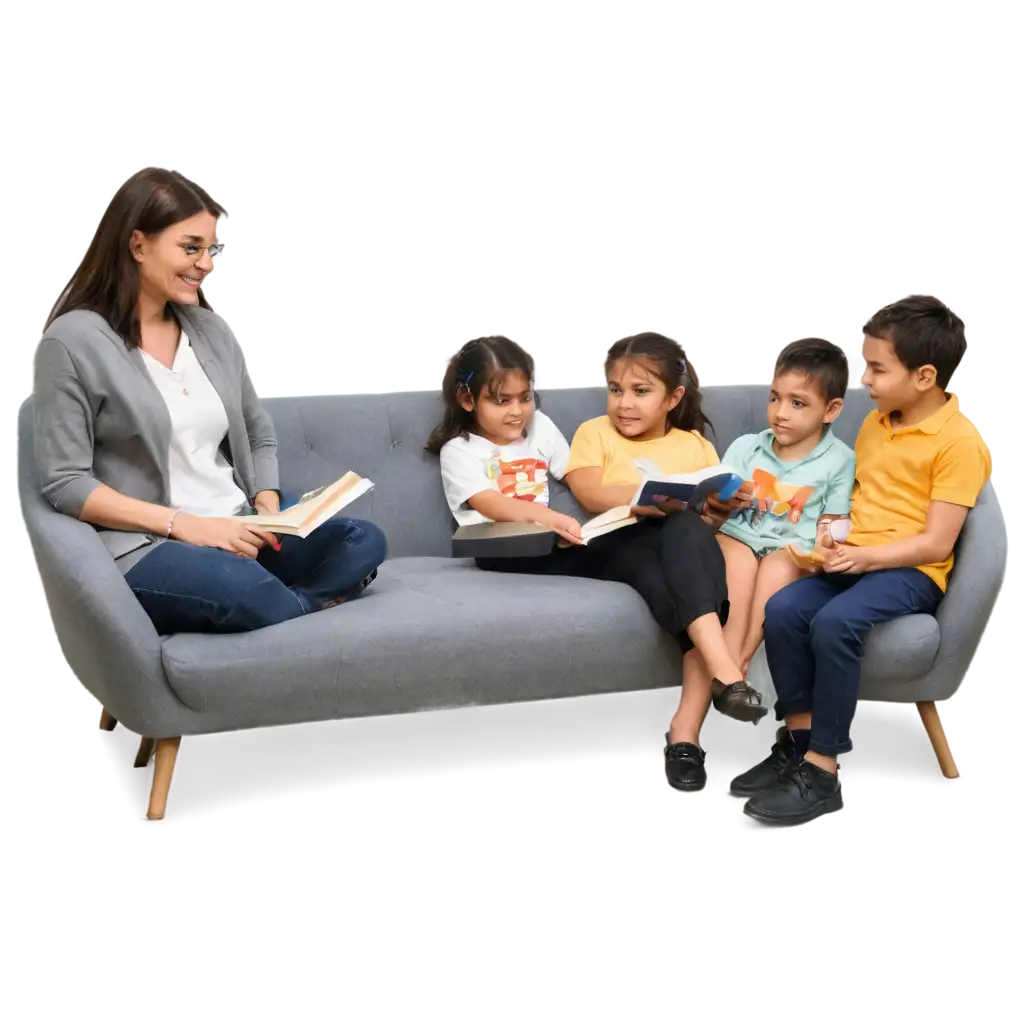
left=583, top=505, right=634, bottom=531
left=581, top=505, right=636, bottom=542
left=238, top=473, right=372, bottom=533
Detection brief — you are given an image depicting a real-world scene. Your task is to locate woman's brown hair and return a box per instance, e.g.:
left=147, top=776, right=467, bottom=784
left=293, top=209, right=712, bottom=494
left=44, top=167, right=226, bottom=348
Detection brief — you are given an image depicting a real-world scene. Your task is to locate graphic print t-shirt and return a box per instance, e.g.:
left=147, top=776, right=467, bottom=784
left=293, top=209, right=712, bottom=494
left=440, top=411, right=571, bottom=526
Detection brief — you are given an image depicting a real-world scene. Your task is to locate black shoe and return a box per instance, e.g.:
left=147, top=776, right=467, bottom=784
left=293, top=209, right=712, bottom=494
left=345, top=567, right=378, bottom=600
left=319, top=569, right=379, bottom=610
left=743, top=759, right=843, bottom=826
left=664, top=734, right=707, bottom=791
left=711, top=679, right=769, bottom=724
left=730, top=729, right=800, bottom=795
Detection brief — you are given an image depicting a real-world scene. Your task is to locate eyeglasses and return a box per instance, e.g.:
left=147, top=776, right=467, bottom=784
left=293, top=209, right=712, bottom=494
left=177, top=242, right=226, bottom=259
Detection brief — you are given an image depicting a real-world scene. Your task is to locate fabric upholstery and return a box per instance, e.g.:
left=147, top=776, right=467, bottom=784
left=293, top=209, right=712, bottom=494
left=18, top=384, right=1005, bottom=738
left=159, top=558, right=681, bottom=734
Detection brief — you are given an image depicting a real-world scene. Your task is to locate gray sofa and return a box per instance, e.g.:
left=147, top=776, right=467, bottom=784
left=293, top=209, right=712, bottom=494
left=18, top=386, right=1006, bottom=818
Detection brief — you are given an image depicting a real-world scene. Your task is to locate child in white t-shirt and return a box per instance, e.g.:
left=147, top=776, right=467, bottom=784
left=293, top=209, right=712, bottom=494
left=426, top=336, right=584, bottom=545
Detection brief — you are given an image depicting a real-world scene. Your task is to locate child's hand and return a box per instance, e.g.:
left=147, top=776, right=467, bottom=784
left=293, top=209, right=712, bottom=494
left=800, top=519, right=834, bottom=571
left=706, top=491, right=750, bottom=515
left=630, top=504, right=668, bottom=519
left=545, top=511, right=585, bottom=546
left=700, top=491, right=748, bottom=529
left=824, top=543, right=877, bottom=575
left=652, top=495, right=688, bottom=514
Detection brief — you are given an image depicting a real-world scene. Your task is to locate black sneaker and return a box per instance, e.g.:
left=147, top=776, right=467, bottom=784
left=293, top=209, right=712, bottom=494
left=729, top=729, right=799, bottom=795
left=664, top=734, right=707, bottom=791
left=743, top=759, right=843, bottom=826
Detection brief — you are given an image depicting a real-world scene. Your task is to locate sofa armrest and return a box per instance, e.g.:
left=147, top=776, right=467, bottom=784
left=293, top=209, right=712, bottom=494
left=22, top=495, right=187, bottom=737
left=917, top=481, right=1007, bottom=702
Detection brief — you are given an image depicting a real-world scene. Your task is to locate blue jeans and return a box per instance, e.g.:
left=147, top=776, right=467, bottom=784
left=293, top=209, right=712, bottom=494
left=126, top=511, right=387, bottom=635
left=763, top=568, right=943, bottom=757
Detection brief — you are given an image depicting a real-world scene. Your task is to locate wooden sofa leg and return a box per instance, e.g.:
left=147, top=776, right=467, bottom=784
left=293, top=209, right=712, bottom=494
left=916, top=701, right=960, bottom=779
left=134, top=737, right=156, bottom=769
left=99, top=708, right=117, bottom=731
left=147, top=738, right=182, bottom=820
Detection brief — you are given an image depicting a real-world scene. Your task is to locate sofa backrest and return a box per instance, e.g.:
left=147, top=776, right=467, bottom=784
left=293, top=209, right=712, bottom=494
left=18, top=385, right=879, bottom=559
left=256, top=385, right=877, bottom=557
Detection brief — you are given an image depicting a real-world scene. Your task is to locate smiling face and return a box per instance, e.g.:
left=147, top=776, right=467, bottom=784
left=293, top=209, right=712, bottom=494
left=605, top=358, right=683, bottom=442
left=131, top=210, right=219, bottom=309
left=459, top=369, right=535, bottom=445
left=767, top=371, right=842, bottom=449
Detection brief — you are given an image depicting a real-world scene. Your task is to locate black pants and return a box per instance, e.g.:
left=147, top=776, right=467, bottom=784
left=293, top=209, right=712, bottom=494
left=478, top=513, right=729, bottom=653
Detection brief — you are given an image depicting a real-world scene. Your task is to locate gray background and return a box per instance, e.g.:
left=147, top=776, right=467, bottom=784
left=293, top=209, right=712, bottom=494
left=2, top=6, right=1024, bottom=1015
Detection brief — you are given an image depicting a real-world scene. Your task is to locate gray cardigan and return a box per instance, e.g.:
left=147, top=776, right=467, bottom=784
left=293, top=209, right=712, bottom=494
left=33, top=304, right=279, bottom=573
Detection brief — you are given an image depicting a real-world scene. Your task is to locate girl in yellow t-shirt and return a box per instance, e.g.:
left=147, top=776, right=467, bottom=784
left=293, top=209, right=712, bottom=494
left=564, top=332, right=761, bottom=793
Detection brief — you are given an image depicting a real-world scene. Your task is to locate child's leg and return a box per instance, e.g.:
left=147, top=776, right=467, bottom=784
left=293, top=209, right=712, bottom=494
left=745, top=565, right=942, bottom=827
left=593, top=517, right=740, bottom=679
left=718, top=535, right=759, bottom=663
left=656, top=514, right=742, bottom=678
left=738, top=549, right=805, bottom=673
left=762, top=573, right=853, bottom=746
left=801, top=568, right=942, bottom=772
left=729, top=575, right=851, bottom=799
left=667, top=536, right=757, bottom=744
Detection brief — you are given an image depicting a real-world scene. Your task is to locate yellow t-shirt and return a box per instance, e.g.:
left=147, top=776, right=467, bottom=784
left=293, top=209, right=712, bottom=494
left=565, top=415, right=720, bottom=487
left=846, top=394, right=991, bottom=591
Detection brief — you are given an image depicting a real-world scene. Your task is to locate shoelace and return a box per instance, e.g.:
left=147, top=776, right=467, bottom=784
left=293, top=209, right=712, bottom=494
left=768, top=741, right=794, bottom=769
left=789, top=762, right=815, bottom=800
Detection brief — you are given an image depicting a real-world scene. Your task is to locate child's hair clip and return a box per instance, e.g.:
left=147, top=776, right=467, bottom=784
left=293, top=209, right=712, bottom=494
left=456, top=369, right=475, bottom=388
left=676, top=357, right=688, bottom=378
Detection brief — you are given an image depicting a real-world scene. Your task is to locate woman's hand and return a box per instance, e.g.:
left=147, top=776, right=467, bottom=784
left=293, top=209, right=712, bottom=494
left=253, top=489, right=281, bottom=515
left=171, top=513, right=280, bottom=558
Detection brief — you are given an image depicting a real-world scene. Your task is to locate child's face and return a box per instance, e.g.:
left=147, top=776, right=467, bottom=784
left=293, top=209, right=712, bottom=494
left=860, top=334, right=936, bottom=415
left=605, top=358, right=683, bottom=442
left=459, top=369, right=534, bottom=445
left=767, top=371, right=841, bottom=448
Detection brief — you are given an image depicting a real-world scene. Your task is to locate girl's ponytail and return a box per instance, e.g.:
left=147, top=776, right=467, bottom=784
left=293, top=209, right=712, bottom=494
left=667, top=352, right=712, bottom=436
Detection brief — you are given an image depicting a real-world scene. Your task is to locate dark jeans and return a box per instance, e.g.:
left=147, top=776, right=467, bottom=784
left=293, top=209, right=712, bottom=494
left=479, top=513, right=729, bottom=653
left=763, top=568, right=943, bottom=757
left=126, top=514, right=387, bottom=635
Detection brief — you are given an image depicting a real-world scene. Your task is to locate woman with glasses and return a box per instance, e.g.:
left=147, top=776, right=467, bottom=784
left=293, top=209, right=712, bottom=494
left=33, top=167, right=386, bottom=634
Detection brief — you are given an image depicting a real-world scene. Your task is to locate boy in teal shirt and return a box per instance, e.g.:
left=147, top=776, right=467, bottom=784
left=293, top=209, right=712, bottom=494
left=718, top=338, right=855, bottom=677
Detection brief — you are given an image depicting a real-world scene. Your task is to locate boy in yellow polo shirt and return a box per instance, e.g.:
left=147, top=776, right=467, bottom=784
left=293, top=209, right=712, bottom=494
left=736, top=295, right=991, bottom=826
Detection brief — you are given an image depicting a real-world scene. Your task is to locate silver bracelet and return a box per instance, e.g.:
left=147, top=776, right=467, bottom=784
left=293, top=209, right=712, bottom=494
left=167, top=509, right=182, bottom=538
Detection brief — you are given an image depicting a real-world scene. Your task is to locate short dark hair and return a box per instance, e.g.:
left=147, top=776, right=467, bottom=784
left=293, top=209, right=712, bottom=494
left=774, top=338, right=849, bottom=403
left=862, top=295, right=966, bottom=389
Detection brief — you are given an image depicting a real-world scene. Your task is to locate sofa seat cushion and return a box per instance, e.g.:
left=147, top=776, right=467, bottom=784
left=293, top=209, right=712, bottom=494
left=751, top=613, right=941, bottom=705
left=159, top=557, right=682, bottom=728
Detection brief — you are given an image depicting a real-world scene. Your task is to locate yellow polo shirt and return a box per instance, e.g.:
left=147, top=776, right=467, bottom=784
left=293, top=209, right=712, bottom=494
left=847, top=394, right=991, bottom=590
left=565, top=415, right=720, bottom=486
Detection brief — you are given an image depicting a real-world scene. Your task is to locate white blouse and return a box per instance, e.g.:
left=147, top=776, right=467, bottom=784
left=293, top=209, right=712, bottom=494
left=141, top=332, right=249, bottom=517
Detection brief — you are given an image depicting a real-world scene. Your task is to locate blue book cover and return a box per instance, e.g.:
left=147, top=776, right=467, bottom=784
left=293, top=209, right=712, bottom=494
left=631, top=467, right=744, bottom=511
